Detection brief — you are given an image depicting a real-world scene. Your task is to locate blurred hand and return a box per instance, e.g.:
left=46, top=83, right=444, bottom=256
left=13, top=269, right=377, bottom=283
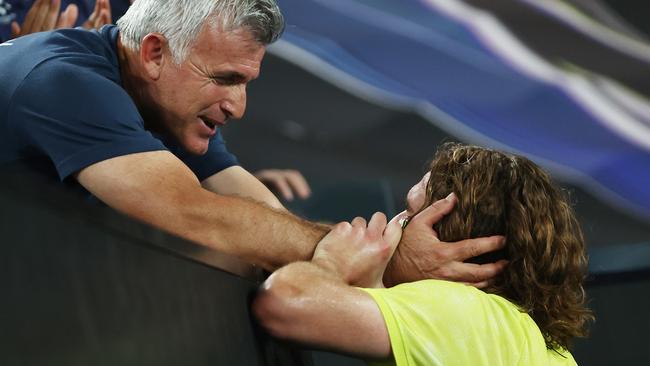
left=10, top=0, right=112, bottom=39
left=82, top=0, right=111, bottom=30
left=10, top=0, right=78, bottom=38
left=254, top=169, right=311, bottom=201
left=311, top=212, right=404, bottom=288
left=383, top=193, right=508, bottom=288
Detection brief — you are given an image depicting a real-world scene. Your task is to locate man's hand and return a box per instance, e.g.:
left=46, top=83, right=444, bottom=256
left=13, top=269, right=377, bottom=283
left=311, top=212, right=403, bottom=288
left=384, top=193, right=507, bottom=288
left=253, top=169, right=311, bottom=201
left=10, top=0, right=111, bottom=39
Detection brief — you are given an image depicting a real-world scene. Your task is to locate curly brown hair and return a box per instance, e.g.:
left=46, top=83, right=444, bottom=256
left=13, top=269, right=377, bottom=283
left=421, top=143, right=593, bottom=351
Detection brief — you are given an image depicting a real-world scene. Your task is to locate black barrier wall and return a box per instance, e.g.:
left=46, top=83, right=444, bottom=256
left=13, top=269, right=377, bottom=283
left=0, top=167, right=308, bottom=366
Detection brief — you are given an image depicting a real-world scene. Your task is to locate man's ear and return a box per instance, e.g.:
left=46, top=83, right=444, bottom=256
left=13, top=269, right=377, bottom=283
left=140, top=33, right=168, bottom=80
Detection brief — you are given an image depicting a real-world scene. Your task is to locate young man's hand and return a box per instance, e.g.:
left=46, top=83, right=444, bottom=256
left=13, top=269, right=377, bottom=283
left=384, top=193, right=508, bottom=288
left=311, top=212, right=404, bottom=288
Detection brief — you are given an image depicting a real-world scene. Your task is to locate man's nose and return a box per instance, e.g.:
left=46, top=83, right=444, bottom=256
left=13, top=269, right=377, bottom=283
left=221, top=85, right=247, bottom=120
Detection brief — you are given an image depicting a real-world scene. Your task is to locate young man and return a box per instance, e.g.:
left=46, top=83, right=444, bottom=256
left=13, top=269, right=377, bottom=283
left=254, top=144, right=592, bottom=365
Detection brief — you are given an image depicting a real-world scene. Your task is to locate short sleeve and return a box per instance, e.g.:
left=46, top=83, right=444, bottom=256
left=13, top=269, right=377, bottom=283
left=8, top=58, right=167, bottom=180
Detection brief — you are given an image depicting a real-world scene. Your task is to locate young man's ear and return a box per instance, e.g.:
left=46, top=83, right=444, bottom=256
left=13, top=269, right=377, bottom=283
left=140, top=33, right=168, bottom=80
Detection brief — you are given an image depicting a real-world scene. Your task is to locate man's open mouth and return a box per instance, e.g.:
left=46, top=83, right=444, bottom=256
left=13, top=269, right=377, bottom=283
left=200, top=117, right=217, bottom=129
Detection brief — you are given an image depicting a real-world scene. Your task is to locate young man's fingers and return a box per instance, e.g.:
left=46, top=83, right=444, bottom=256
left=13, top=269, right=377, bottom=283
left=450, top=236, right=506, bottom=261
left=410, top=192, right=457, bottom=227
left=383, top=213, right=404, bottom=254
left=43, top=0, right=62, bottom=31
left=367, top=212, right=387, bottom=235
left=350, top=216, right=367, bottom=230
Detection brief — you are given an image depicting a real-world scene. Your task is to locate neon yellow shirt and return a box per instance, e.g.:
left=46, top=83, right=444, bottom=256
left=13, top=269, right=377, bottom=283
left=361, top=280, right=577, bottom=366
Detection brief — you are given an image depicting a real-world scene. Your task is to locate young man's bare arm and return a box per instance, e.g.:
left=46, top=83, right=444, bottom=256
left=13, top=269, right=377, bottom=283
left=76, top=150, right=328, bottom=271
left=253, top=261, right=391, bottom=359
left=253, top=213, right=403, bottom=359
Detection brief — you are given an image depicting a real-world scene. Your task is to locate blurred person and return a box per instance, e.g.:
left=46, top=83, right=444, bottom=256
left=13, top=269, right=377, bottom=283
left=1, top=0, right=113, bottom=41
left=0, top=0, right=504, bottom=282
left=254, top=168, right=311, bottom=201
left=254, top=143, right=593, bottom=366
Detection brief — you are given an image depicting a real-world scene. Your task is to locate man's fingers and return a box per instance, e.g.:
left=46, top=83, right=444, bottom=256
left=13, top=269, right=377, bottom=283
left=466, top=280, right=490, bottom=289
left=448, top=259, right=508, bottom=284
left=450, top=235, right=506, bottom=261
left=411, top=192, right=457, bottom=226
left=43, top=0, right=61, bottom=31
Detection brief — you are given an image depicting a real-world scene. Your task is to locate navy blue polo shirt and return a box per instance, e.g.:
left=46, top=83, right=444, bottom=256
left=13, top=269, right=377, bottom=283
left=0, top=25, right=238, bottom=183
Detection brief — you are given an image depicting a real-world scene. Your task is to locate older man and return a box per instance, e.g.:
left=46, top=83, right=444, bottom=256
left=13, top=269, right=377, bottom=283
left=0, top=0, right=504, bottom=282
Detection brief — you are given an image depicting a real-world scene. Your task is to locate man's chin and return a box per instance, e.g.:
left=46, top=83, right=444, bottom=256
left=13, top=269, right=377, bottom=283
left=183, top=139, right=210, bottom=155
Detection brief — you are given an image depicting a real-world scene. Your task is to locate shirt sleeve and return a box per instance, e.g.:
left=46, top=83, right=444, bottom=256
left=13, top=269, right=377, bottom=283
left=8, top=58, right=167, bottom=181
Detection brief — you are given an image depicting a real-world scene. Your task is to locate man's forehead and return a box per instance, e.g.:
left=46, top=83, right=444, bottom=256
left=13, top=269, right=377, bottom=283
left=197, top=25, right=262, bottom=52
left=192, top=28, right=266, bottom=78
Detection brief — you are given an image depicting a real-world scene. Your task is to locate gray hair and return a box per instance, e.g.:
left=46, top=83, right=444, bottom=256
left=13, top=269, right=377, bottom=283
left=117, top=0, right=284, bottom=64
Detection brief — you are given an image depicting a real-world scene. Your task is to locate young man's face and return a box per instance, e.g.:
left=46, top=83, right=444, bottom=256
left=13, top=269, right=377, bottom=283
left=152, top=26, right=265, bottom=154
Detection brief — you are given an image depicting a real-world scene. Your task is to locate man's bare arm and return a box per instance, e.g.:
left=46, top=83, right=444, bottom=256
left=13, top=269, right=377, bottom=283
left=201, top=166, right=286, bottom=211
left=76, top=151, right=328, bottom=271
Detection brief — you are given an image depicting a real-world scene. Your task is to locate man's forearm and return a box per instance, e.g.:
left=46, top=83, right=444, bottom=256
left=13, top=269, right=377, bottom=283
left=77, top=151, right=330, bottom=272
left=177, top=191, right=330, bottom=271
